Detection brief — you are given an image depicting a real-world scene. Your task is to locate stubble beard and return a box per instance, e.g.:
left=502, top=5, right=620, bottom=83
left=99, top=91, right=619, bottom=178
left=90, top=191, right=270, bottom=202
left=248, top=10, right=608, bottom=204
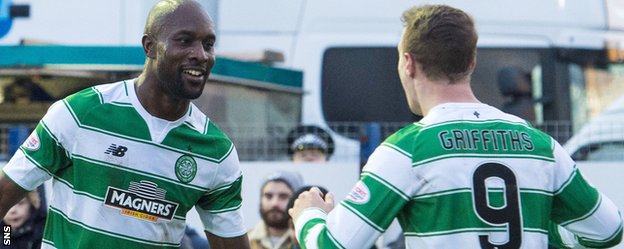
left=260, top=208, right=289, bottom=229
left=155, top=61, right=207, bottom=100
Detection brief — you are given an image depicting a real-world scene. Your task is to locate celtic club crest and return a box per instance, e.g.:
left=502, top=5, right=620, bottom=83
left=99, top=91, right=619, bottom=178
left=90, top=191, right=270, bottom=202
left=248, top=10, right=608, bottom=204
left=175, top=155, right=197, bottom=183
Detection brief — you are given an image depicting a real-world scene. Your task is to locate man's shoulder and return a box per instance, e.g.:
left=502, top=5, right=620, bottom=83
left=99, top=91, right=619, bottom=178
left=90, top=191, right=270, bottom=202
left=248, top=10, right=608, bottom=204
left=183, top=103, right=223, bottom=136
left=385, top=123, right=423, bottom=143
left=63, top=80, right=130, bottom=115
left=66, top=80, right=128, bottom=102
left=381, top=123, right=424, bottom=154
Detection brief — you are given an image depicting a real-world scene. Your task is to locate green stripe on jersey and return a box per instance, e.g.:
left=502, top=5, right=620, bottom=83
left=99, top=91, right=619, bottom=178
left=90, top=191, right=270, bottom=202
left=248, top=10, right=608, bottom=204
left=45, top=208, right=180, bottom=249
left=399, top=190, right=551, bottom=234
left=384, top=120, right=554, bottom=165
left=161, top=121, right=233, bottom=160
left=22, top=122, right=71, bottom=175
left=551, top=169, right=600, bottom=225
left=64, top=87, right=152, bottom=140
left=342, top=173, right=409, bottom=231
left=300, top=218, right=345, bottom=249
left=383, top=123, right=422, bottom=158
left=197, top=175, right=243, bottom=212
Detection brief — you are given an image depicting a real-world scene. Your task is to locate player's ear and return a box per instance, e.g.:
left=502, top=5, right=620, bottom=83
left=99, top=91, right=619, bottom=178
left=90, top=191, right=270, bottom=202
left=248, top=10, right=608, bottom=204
left=468, top=56, right=477, bottom=73
left=142, top=34, right=157, bottom=59
left=403, top=52, right=416, bottom=78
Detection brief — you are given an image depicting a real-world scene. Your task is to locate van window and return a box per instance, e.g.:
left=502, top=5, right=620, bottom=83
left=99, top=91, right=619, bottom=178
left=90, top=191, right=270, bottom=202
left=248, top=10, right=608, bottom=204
left=321, top=47, right=542, bottom=123
left=321, top=47, right=420, bottom=123
left=320, top=47, right=548, bottom=141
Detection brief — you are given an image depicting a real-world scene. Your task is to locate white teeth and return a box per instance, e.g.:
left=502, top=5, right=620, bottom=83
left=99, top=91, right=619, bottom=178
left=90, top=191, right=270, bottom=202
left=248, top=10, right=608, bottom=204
left=184, top=70, right=203, bottom=76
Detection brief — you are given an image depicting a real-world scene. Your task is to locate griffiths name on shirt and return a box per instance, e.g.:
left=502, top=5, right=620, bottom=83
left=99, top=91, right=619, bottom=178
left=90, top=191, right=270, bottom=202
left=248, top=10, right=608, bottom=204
left=438, top=129, right=534, bottom=151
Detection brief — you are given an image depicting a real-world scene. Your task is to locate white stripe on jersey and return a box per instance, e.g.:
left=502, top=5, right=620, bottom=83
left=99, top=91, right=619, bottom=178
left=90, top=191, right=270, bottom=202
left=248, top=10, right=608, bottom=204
left=43, top=101, right=81, bottom=150
left=41, top=239, right=57, bottom=249
left=409, top=157, right=564, bottom=197
left=327, top=204, right=381, bottom=248
left=303, top=224, right=324, bottom=249
left=363, top=145, right=415, bottom=197
left=3, top=149, right=52, bottom=191
left=563, top=193, right=623, bottom=241
left=197, top=206, right=246, bottom=238
left=403, top=230, right=548, bottom=248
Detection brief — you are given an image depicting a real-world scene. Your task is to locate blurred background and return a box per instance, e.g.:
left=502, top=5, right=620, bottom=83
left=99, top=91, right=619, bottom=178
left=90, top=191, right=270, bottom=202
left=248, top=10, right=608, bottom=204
left=1, top=0, right=623, bottom=162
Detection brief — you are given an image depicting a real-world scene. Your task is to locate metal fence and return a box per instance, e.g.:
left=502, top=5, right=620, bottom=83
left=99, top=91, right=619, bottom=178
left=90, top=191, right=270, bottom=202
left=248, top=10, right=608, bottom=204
left=0, top=121, right=580, bottom=162
left=0, top=123, right=37, bottom=161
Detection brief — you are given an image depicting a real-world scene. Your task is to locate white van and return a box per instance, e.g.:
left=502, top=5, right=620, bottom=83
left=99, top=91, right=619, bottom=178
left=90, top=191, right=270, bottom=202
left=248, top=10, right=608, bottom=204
left=216, top=0, right=624, bottom=162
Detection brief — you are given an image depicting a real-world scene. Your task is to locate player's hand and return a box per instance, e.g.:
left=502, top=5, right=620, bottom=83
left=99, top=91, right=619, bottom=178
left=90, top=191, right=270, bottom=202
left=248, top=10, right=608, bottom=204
left=289, top=187, right=335, bottom=223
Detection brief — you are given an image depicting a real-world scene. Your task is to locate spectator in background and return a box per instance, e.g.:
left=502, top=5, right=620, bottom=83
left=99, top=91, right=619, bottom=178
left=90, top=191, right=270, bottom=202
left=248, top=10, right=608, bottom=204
left=287, top=125, right=334, bottom=162
left=249, top=171, right=303, bottom=249
left=0, top=189, right=46, bottom=249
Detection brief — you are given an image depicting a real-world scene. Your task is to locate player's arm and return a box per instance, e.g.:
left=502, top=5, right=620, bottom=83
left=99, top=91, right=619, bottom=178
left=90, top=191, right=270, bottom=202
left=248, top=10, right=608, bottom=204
left=291, top=144, right=413, bottom=249
left=196, top=146, right=249, bottom=247
left=206, top=231, right=250, bottom=249
left=550, top=143, right=623, bottom=248
left=0, top=171, right=29, bottom=218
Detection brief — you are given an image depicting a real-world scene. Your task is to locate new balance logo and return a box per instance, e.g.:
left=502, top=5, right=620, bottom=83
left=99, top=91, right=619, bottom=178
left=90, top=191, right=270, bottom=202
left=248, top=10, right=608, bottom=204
left=105, top=144, right=128, bottom=157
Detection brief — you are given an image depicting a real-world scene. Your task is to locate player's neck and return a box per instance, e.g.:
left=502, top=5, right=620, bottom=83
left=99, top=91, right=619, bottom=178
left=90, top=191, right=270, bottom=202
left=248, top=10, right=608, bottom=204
left=135, top=74, right=191, bottom=121
left=419, top=79, right=480, bottom=116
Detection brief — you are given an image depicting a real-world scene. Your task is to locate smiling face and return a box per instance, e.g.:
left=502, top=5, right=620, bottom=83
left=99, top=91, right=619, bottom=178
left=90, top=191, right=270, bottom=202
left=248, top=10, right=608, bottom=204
left=147, top=1, right=216, bottom=100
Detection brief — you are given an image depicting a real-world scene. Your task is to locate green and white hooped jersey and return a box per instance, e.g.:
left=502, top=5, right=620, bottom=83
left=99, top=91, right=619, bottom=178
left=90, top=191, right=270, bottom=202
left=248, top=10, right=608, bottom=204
left=295, top=103, right=623, bottom=249
left=3, top=80, right=246, bottom=249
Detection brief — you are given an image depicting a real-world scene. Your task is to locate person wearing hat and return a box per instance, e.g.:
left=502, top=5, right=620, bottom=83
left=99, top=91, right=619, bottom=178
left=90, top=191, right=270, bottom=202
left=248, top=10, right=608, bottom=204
left=287, top=125, right=334, bottom=162
left=248, top=171, right=303, bottom=249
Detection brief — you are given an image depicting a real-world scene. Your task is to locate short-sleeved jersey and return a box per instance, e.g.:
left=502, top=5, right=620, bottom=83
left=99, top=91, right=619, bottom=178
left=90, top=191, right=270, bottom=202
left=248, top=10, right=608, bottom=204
left=295, top=103, right=623, bottom=249
left=3, top=80, right=246, bottom=249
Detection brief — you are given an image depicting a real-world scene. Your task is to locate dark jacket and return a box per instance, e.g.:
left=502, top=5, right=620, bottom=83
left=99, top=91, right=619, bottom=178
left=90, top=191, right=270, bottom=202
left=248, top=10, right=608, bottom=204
left=1, top=204, right=46, bottom=249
